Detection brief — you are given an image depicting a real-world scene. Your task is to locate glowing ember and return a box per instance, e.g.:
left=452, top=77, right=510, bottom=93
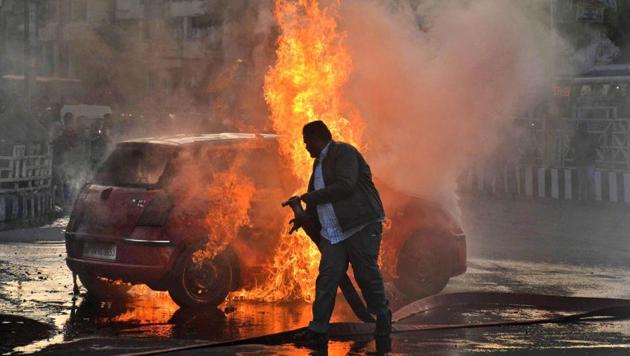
left=234, top=0, right=364, bottom=302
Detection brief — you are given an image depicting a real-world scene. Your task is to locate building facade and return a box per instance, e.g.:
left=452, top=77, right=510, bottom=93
left=1, top=0, right=234, bottom=111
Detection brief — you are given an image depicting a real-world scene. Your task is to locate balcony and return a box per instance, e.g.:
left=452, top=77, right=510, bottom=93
left=115, top=0, right=143, bottom=20
left=168, top=0, right=206, bottom=18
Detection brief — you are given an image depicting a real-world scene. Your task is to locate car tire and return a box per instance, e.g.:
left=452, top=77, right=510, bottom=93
left=168, top=247, right=234, bottom=308
left=394, top=231, right=451, bottom=299
left=78, top=272, right=131, bottom=299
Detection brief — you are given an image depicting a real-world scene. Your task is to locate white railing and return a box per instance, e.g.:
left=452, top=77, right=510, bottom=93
left=0, top=143, right=55, bottom=224
left=517, top=116, right=630, bottom=170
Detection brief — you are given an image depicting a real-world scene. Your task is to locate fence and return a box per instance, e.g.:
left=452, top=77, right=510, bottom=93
left=520, top=110, right=630, bottom=170
left=0, top=142, right=55, bottom=228
left=459, top=111, right=630, bottom=203
left=461, top=164, right=630, bottom=204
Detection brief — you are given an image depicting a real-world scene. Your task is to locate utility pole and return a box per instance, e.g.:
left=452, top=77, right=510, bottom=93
left=23, top=0, right=32, bottom=111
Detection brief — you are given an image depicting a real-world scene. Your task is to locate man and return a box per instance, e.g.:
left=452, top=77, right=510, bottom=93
left=571, top=122, right=599, bottom=201
left=89, top=117, right=111, bottom=169
left=293, top=120, right=391, bottom=348
left=52, top=112, right=78, bottom=208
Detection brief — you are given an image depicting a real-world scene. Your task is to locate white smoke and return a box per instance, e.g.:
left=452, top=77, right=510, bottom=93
left=570, top=28, right=620, bottom=71
left=340, top=0, right=567, bottom=211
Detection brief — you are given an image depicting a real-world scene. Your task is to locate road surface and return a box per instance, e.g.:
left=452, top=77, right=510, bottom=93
left=2, top=198, right=630, bottom=354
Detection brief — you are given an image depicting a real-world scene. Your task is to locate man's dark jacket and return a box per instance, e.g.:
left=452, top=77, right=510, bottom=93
left=303, top=141, right=385, bottom=232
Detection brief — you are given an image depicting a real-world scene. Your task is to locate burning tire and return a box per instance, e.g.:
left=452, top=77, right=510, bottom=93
left=394, top=231, right=451, bottom=299
left=78, top=273, right=131, bottom=299
left=168, top=247, right=235, bottom=308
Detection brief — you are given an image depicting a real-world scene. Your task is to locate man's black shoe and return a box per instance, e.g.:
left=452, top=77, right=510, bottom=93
left=293, top=329, right=329, bottom=349
left=375, top=310, right=392, bottom=336
left=375, top=336, right=392, bottom=354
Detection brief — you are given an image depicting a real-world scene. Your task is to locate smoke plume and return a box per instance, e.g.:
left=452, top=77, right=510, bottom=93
left=340, top=0, right=565, bottom=210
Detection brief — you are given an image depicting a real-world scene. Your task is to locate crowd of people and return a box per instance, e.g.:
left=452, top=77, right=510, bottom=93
left=40, top=105, right=232, bottom=209
left=49, top=111, right=114, bottom=209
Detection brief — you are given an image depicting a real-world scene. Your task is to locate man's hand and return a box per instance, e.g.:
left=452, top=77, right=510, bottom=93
left=282, top=195, right=311, bottom=234
left=300, top=192, right=316, bottom=206
left=288, top=214, right=308, bottom=234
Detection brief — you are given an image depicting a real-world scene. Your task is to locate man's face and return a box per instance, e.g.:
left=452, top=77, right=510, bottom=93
left=304, top=135, right=323, bottom=158
left=63, top=116, right=75, bottom=128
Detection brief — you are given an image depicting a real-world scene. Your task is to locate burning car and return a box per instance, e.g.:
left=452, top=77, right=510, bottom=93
left=65, top=133, right=466, bottom=307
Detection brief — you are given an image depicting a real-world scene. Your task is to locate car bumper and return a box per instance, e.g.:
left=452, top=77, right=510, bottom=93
left=65, top=227, right=178, bottom=286
left=66, top=257, right=172, bottom=284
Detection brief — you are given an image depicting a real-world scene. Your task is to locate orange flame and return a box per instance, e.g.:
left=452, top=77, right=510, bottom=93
left=112, top=285, right=179, bottom=327
left=194, top=161, right=256, bottom=263
left=233, top=0, right=364, bottom=302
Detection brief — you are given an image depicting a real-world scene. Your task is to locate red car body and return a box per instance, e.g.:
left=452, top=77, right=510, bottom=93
left=65, top=133, right=466, bottom=306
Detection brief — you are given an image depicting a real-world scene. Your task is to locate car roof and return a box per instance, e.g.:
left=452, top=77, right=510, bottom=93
left=118, top=133, right=278, bottom=147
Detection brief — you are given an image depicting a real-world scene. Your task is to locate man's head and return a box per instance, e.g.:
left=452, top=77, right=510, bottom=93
left=62, top=112, right=75, bottom=128
left=303, top=120, right=332, bottom=158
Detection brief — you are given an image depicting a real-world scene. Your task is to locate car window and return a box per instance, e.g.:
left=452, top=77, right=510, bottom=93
left=93, top=145, right=173, bottom=187
left=159, top=142, right=283, bottom=190
left=240, top=147, right=283, bottom=189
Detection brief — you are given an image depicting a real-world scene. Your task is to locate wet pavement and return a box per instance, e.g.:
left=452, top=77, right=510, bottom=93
left=3, top=198, right=630, bottom=354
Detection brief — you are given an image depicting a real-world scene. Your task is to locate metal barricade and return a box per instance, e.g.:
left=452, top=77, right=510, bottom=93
left=0, top=143, right=55, bottom=227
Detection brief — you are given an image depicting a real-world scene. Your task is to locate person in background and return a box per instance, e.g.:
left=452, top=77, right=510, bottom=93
left=52, top=112, right=77, bottom=208
left=571, top=122, right=600, bottom=201
left=89, top=117, right=109, bottom=169
left=102, top=113, right=114, bottom=138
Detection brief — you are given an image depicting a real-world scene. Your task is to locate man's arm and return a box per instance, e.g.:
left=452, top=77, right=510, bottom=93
left=301, top=144, right=358, bottom=205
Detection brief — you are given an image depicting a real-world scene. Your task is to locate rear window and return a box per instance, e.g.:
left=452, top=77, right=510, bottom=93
left=94, top=140, right=285, bottom=189
left=159, top=142, right=284, bottom=189
left=93, top=144, right=174, bottom=187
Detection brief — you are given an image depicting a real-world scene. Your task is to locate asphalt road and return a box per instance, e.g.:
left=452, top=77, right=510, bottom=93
left=2, top=198, right=630, bottom=354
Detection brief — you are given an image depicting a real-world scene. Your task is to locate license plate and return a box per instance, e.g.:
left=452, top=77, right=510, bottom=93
left=83, top=241, right=117, bottom=261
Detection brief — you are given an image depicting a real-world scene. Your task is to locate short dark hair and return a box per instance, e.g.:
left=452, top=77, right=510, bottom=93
left=302, top=120, right=332, bottom=141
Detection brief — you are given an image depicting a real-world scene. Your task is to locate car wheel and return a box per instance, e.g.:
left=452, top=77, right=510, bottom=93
left=78, top=272, right=131, bottom=299
left=394, top=231, right=451, bottom=299
left=168, top=248, right=234, bottom=308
